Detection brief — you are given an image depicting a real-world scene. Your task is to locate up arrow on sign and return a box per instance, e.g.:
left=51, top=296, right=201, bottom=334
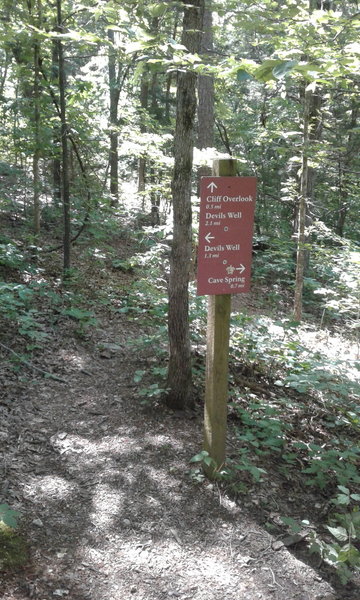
left=207, top=181, right=218, bottom=192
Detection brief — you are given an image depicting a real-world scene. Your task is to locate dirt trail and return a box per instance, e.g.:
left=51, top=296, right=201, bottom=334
left=0, top=307, right=345, bottom=600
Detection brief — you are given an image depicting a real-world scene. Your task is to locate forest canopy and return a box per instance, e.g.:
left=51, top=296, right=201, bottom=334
left=0, top=0, right=359, bottom=588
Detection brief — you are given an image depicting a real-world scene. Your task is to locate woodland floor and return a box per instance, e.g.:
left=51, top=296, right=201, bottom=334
left=0, top=237, right=359, bottom=600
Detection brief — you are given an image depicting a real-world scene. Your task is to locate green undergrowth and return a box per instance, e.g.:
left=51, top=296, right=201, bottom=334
left=0, top=275, right=99, bottom=351
left=116, top=229, right=208, bottom=400
left=253, top=224, right=360, bottom=330
left=0, top=506, right=27, bottom=571
left=4, top=214, right=358, bottom=582
left=0, top=214, right=138, bottom=348
left=119, top=228, right=360, bottom=582
left=0, top=524, right=28, bottom=571
left=115, top=230, right=174, bottom=400
left=222, top=314, right=359, bottom=583
left=0, top=240, right=102, bottom=373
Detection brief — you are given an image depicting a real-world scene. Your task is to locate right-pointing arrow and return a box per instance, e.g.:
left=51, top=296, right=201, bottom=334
left=235, top=264, right=245, bottom=273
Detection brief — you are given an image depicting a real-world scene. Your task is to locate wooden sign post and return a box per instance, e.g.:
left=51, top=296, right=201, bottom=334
left=197, top=159, right=256, bottom=477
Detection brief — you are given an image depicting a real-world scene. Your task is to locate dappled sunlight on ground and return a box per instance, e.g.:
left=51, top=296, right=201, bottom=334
left=298, top=328, right=359, bottom=364
left=90, top=485, right=127, bottom=530
left=2, top=296, right=354, bottom=600
left=24, top=475, right=78, bottom=501
left=58, top=349, right=89, bottom=371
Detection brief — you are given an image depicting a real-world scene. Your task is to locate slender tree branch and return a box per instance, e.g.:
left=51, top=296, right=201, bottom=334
left=0, top=341, right=67, bottom=383
left=38, top=62, right=92, bottom=250
left=215, top=120, right=232, bottom=155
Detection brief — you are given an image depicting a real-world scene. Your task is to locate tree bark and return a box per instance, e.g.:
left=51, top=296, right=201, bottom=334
left=56, top=0, right=71, bottom=274
left=108, top=29, right=119, bottom=206
left=0, top=51, right=10, bottom=99
left=164, top=10, right=180, bottom=123
left=33, top=29, right=41, bottom=236
left=197, top=4, right=214, bottom=184
left=166, top=0, right=204, bottom=410
left=294, top=86, right=311, bottom=321
left=51, top=40, right=61, bottom=206
left=336, top=104, right=358, bottom=236
left=137, top=70, right=149, bottom=196
left=137, top=17, right=160, bottom=201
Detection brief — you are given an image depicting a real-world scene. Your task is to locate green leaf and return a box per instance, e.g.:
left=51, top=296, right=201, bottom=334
left=18, top=288, right=32, bottom=301
left=338, top=546, right=360, bottom=566
left=236, top=69, right=253, bottom=81
left=248, top=465, right=266, bottom=481
left=280, top=516, right=302, bottom=534
left=254, top=60, right=281, bottom=82
left=0, top=504, right=20, bottom=529
left=62, top=308, right=94, bottom=320
left=326, top=525, right=348, bottom=542
left=335, top=494, right=351, bottom=506
left=148, top=3, right=168, bottom=18
left=294, top=63, right=324, bottom=80
left=134, top=369, right=145, bottom=383
left=190, top=451, right=209, bottom=463
left=125, top=40, right=155, bottom=54
left=272, top=60, right=298, bottom=79
left=167, top=39, right=187, bottom=51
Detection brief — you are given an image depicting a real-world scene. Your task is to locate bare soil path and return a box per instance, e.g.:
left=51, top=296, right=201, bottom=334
left=0, top=287, right=353, bottom=600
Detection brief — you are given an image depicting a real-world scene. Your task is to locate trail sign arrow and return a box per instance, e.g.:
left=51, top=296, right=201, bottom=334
left=205, top=232, right=215, bottom=243
left=207, top=181, right=218, bottom=193
left=235, top=264, right=245, bottom=273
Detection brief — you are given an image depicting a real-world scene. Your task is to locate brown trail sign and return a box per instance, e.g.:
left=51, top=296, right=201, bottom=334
left=197, top=176, right=256, bottom=296
left=198, top=160, right=256, bottom=477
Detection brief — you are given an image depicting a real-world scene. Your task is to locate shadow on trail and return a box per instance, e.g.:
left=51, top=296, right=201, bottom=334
left=1, top=340, right=357, bottom=600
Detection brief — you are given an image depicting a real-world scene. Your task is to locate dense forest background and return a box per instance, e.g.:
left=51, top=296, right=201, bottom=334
left=0, top=0, right=360, bottom=591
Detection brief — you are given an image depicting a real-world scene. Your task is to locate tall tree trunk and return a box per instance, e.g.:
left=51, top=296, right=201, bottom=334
left=137, top=17, right=159, bottom=200
left=137, top=70, right=149, bottom=196
left=305, top=90, right=322, bottom=230
left=33, top=30, right=41, bottom=236
left=336, top=161, right=347, bottom=238
left=294, top=86, right=311, bottom=321
left=166, top=0, right=204, bottom=410
left=150, top=71, right=159, bottom=118
left=164, top=11, right=180, bottom=123
left=294, top=0, right=323, bottom=318
left=336, top=104, right=358, bottom=236
left=164, top=73, right=174, bottom=124
left=149, top=164, right=160, bottom=226
left=14, top=84, right=20, bottom=168
left=0, top=51, right=10, bottom=98
left=56, top=0, right=70, bottom=274
left=108, top=29, right=119, bottom=206
left=51, top=40, right=61, bottom=206
left=18, top=0, right=42, bottom=231
left=197, top=4, right=214, bottom=184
